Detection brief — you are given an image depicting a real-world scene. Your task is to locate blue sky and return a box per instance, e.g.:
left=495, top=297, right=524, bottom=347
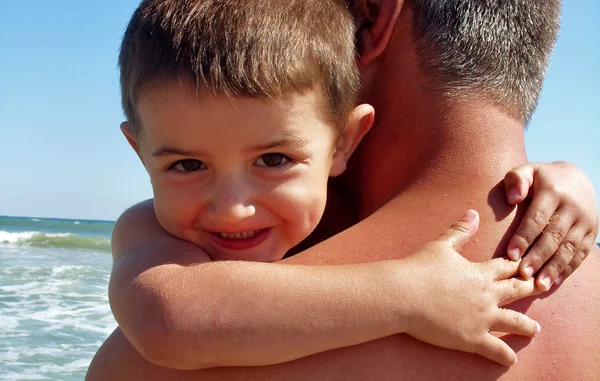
left=1, top=1, right=598, bottom=237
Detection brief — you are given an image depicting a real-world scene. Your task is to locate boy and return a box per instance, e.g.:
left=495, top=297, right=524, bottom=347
left=112, top=0, right=586, bottom=370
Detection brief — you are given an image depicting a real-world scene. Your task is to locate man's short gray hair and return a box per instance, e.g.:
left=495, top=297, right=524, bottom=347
left=409, top=0, right=561, bottom=122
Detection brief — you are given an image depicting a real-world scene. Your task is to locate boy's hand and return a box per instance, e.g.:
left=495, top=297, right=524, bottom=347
left=404, top=210, right=541, bottom=367
left=503, top=162, right=598, bottom=290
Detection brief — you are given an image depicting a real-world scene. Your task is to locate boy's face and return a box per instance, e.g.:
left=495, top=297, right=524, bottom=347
left=125, top=82, right=358, bottom=262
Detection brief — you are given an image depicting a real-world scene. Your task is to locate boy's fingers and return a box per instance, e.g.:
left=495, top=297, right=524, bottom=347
left=497, top=277, right=538, bottom=307
left=535, top=223, right=585, bottom=291
left=504, top=164, right=535, bottom=205
left=519, top=209, right=575, bottom=281
left=555, top=233, right=594, bottom=285
left=485, top=257, right=520, bottom=281
left=506, top=192, right=560, bottom=262
left=437, top=210, right=480, bottom=252
left=478, top=335, right=518, bottom=367
left=491, top=309, right=541, bottom=338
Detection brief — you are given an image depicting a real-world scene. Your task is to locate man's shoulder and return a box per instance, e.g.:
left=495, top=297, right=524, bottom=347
left=593, top=242, right=600, bottom=256
left=522, top=247, right=600, bottom=379
left=578, top=242, right=600, bottom=273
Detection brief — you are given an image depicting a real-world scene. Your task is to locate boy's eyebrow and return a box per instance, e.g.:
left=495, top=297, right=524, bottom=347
left=151, top=146, right=203, bottom=157
left=151, top=136, right=309, bottom=157
left=250, top=136, right=309, bottom=151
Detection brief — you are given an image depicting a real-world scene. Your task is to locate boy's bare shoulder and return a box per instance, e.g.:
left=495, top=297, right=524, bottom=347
left=111, top=199, right=161, bottom=260
left=111, top=199, right=210, bottom=265
left=113, top=199, right=157, bottom=236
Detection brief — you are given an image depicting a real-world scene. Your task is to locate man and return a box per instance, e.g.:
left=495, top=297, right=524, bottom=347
left=87, top=0, right=600, bottom=379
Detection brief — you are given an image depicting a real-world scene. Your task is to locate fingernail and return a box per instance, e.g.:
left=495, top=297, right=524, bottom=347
left=554, top=275, right=564, bottom=285
left=508, top=247, right=521, bottom=261
left=524, top=266, right=535, bottom=279
left=508, top=188, right=521, bottom=203
left=539, top=276, right=551, bottom=291
left=536, top=322, right=542, bottom=336
left=463, top=209, right=477, bottom=221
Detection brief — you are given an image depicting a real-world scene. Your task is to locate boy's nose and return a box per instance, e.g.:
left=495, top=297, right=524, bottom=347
left=212, top=202, right=256, bottom=224
left=209, top=177, right=256, bottom=223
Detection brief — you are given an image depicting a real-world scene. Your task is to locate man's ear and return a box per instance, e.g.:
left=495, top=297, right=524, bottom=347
left=120, top=121, right=143, bottom=162
left=330, top=104, right=375, bottom=177
left=351, top=0, right=404, bottom=67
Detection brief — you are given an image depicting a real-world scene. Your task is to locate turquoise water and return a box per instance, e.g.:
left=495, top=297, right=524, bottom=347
left=0, top=216, right=116, bottom=380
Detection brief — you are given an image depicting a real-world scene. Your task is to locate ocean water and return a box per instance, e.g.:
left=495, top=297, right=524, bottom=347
left=0, top=215, right=116, bottom=380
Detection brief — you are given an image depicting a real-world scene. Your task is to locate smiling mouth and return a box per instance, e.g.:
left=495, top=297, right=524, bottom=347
left=210, top=228, right=271, bottom=251
left=217, top=230, right=263, bottom=240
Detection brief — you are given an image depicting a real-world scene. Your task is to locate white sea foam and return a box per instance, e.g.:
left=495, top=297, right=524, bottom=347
left=40, top=358, right=90, bottom=373
left=0, top=371, right=47, bottom=380
left=0, top=231, right=73, bottom=244
left=0, top=281, right=44, bottom=294
left=0, top=231, right=38, bottom=243
left=0, top=316, right=20, bottom=331
left=1, top=244, right=116, bottom=380
left=51, top=265, right=87, bottom=275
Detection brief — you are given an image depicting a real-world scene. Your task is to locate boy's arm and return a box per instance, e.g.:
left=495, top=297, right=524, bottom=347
left=111, top=205, right=539, bottom=370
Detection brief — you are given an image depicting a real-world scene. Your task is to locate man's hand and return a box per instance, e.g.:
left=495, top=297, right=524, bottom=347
left=503, top=162, right=599, bottom=290
left=404, top=210, right=541, bottom=367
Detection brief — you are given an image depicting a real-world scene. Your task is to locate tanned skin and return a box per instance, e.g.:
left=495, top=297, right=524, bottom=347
left=86, top=1, right=600, bottom=380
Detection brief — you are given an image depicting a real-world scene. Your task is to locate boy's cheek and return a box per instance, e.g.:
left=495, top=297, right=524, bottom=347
left=153, top=186, right=199, bottom=232
left=153, top=197, right=199, bottom=242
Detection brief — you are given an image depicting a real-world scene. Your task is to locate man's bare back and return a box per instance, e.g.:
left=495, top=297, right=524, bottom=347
left=86, top=179, right=600, bottom=380
left=86, top=0, right=600, bottom=379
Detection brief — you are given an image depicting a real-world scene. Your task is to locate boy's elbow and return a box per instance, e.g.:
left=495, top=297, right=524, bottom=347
left=129, top=303, right=219, bottom=370
left=132, top=317, right=179, bottom=367
left=109, top=268, right=224, bottom=369
left=136, top=332, right=218, bottom=370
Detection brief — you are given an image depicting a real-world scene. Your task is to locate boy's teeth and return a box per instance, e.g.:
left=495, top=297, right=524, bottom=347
left=219, top=230, right=261, bottom=239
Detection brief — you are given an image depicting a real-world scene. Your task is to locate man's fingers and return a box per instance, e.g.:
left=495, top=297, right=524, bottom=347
left=535, top=223, right=586, bottom=290
left=490, top=309, right=541, bottom=338
left=478, top=335, right=518, bottom=367
left=506, top=192, right=560, bottom=262
left=504, top=164, right=535, bottom=205
left=497, top=277, right=539, bottom=307
left=437, top=210, right=479, bottom=252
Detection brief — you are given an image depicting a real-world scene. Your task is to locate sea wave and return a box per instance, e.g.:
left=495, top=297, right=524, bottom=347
left=0, top=216, right=115, bottom=239
left=0, top=231, right=110, bottom=252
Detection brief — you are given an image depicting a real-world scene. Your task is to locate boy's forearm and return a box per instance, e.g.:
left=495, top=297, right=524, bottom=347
left=110, top=202, right=418, bottom=370
left=113, top=258, right=413, bottom=370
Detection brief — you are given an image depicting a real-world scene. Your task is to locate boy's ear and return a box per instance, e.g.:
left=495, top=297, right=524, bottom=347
left=120, top=122, right=143, bottom=161
left=330, top=104, right=374, bottom=177
left=351, top=0, right=404, bottom=67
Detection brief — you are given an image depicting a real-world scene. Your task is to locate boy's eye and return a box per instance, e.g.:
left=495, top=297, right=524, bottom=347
left=255, top=153, right=289, bottom=167
left=173, top=159, right=206, bottom=172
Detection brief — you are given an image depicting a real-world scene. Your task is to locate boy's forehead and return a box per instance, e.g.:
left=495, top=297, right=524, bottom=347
left=134, top=80, right=337, bottom=130
left=133, top=87, right=340, bottom=154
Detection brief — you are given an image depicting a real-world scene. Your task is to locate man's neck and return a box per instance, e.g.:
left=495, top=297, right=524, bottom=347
left=346, top=97, right=528, bottom=219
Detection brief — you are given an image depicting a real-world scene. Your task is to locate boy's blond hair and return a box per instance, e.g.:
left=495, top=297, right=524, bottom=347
left=119, top=0, right=359, bottom=133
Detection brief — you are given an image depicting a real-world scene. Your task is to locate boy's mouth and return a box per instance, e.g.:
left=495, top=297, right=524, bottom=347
left=210, top=228, right=271, bottom=250
left=218, top=229, right=263, bottom=239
